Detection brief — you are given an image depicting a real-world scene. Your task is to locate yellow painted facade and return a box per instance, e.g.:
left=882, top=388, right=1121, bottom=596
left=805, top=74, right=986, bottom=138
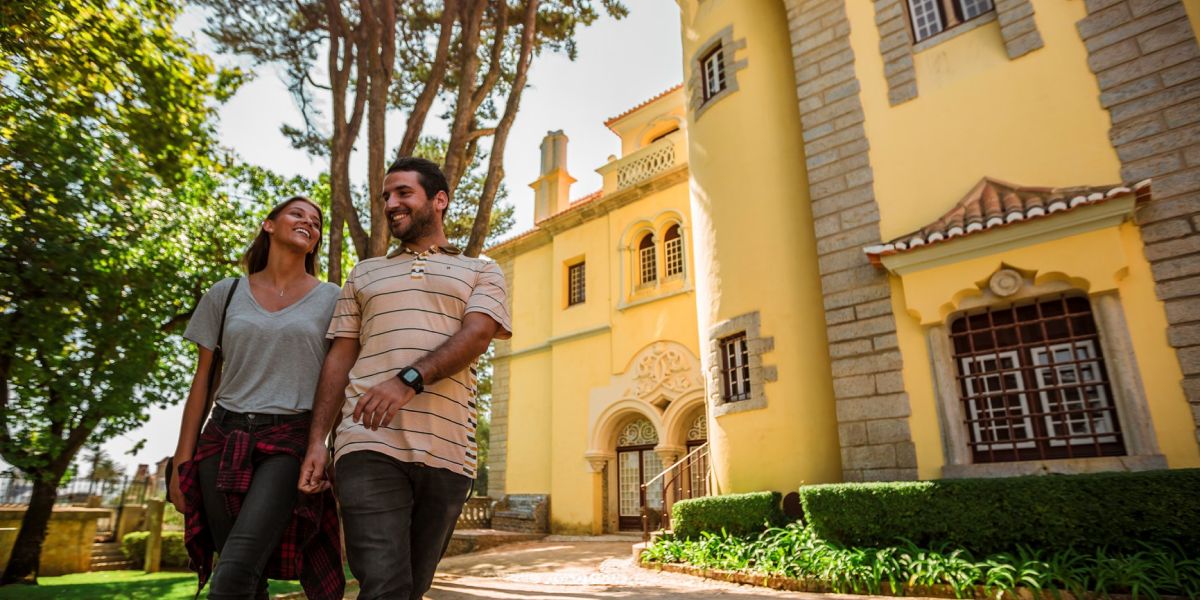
left=489, top=0, right=1200, bottom=534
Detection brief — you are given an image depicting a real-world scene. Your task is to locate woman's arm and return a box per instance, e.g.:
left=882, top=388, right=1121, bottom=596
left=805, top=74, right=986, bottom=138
left=168, top=346, right=215, bottom=512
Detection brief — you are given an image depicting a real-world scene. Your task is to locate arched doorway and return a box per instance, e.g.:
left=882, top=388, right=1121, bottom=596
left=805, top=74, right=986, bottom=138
left=684, top=413, right=708, bottom=499
left=616, top=419, right=663, bottom=531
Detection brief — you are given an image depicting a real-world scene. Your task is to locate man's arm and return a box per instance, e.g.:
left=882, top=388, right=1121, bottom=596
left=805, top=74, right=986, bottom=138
left=298, top=336, right=359, bottom=493
left=353, top=312, right=501, bottom=431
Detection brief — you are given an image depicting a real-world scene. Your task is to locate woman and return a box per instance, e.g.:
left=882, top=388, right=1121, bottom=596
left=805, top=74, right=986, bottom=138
left=168, top=196, right=345, bottom=600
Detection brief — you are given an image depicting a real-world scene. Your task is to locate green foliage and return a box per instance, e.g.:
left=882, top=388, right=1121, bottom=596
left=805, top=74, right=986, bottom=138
left=671, top=492, right=786, bottom=541
left=121, top=531, right=188, bottom=568
left=642, top=522, right=1200, bottom=600
left=797, top=469, right=1200, bottom=556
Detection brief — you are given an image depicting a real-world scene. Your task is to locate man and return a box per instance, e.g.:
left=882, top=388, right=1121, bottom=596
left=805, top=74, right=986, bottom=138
left=299, top=157, right=511, bottom=600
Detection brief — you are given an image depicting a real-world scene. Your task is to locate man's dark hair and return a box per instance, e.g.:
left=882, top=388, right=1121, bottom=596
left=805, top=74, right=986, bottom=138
left=387, top=156, right=451, bottom=210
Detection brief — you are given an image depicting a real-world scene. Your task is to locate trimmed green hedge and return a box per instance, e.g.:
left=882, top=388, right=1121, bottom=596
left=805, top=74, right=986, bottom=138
left=798, top=468, right=1200, bottom=556
left=672, top=491, right=786, bottom=540
left=122, top=531, right=189, bottom=567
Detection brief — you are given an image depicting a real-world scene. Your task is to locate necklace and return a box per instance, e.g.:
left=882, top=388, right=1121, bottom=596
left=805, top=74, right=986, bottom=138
left=252, top=277, right=302, bottom=298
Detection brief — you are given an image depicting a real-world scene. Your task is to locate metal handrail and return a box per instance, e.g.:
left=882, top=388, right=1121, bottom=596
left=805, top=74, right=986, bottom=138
left=640, top=441, right=710, bottom=543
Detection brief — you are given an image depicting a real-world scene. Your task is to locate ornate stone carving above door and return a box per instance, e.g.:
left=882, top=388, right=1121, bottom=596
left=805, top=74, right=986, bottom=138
left=622, top=341, right=704, bottom=410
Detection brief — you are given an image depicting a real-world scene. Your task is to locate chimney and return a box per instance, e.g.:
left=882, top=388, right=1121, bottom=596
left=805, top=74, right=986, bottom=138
left=530, top=130, right=576, bottom=222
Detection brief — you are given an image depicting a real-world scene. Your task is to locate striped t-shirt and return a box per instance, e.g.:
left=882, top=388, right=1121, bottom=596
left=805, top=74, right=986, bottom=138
left=326, top=244, right=512, bottom=477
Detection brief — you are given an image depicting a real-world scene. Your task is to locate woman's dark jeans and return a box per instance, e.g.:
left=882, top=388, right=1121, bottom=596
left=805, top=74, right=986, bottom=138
left=197, top=407, right=307, bottom=600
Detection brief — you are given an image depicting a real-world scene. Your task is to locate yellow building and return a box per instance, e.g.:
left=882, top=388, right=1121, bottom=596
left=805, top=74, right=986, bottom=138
left=487, top=0, right=1200, bottom=534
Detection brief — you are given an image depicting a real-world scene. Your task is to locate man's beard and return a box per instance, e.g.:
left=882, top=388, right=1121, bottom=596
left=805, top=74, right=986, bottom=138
left=391, top=201, right=438, bottom=244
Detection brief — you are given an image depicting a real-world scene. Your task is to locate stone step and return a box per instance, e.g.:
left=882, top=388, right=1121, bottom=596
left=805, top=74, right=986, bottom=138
left=446, top=529, right=546, bottom=557
left=90, top=560, right=137, bottom=571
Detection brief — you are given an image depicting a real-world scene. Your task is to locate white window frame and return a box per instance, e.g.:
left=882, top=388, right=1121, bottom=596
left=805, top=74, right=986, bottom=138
left=703, top=48, right=726, bottom=100
left=639, top=241, right=657, bottom=286
left=959, top=350, right=1036, bottom=452
left=1031, top=340, right=1118, bottom=447
left=664, top=230, right=684, bottom=278
left=722, top=335, right=751, bottom=402
left=907, top=0, right=945, bottom=42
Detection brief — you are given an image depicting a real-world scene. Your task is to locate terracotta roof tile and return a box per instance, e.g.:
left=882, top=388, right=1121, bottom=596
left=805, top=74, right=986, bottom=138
left=864, top=177, right=1152, bottom=264
left=604, top=84, right=684, bottom=128
left=483, top=189, right=605, bottom=254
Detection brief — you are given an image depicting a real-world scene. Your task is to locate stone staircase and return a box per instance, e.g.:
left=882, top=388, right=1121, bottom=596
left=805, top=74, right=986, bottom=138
left=89, top=541, right=135, bottom=571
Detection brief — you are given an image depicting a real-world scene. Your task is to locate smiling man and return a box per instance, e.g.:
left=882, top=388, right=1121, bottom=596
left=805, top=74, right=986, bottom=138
left=298, top=157, right=512, bottom=600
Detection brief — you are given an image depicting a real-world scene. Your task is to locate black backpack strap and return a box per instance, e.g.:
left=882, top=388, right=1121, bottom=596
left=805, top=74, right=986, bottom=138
left=213, top=278, right=240, bottom=354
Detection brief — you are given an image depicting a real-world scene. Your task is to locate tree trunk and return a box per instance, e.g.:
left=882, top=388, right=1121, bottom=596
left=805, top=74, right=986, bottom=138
left=0, top=477, right=58, bottom=585
left=328, top=179, right=345, bottom=285
left=463, top=0, right=540, bottom=258
left=363, top=0, right=396, bottom=258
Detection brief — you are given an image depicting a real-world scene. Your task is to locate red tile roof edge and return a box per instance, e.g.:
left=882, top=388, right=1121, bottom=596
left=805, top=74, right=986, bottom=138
left=482, top=189, right=605, bottom=254
left=604, top=84, right=684, bottom=128
left=864, top=178, right=1152, bottom=267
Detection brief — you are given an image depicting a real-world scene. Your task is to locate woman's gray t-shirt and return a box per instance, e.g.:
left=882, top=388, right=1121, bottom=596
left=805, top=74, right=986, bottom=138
left=183, top=277, right=341, bottom=415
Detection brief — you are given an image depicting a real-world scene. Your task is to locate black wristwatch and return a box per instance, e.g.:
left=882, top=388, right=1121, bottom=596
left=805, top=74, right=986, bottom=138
left=397, top=366, right=424, bottom=395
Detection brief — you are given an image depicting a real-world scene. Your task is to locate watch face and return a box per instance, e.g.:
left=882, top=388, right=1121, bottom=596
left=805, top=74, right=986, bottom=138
left=403, top=370, right=418, bottom=383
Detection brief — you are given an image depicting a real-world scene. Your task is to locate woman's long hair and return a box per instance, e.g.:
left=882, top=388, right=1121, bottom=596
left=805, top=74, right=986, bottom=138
left=241, top=196, right=325, bottom=276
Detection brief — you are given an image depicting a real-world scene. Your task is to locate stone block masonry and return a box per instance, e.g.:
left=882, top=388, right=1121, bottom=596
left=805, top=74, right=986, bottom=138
left=786, top=0, right=917, bottom=482
left=487, top=256, right=515, bottom=501
left=1079, top=0, right=1200, bottom=444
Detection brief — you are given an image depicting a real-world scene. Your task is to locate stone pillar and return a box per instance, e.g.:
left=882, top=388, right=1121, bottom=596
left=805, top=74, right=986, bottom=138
left=488, top=257, right=514, bottom=501
left=143, top=499, right=165, bottom=573
left=1078, top=0, right=1200, bottom=444
left=785, top=0, right=917, bottom=482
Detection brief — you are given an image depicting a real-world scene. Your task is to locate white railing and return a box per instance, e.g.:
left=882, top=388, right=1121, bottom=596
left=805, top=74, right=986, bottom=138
left=617, top=142, right=676, bottom=190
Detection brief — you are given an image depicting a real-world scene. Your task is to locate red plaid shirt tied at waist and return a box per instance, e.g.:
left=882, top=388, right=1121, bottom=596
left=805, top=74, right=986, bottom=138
left=178, top=417, right=344, bottom=600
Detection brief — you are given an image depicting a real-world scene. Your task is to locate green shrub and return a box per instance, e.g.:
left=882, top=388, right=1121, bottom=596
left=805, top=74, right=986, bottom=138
left=672, top=491, right=785, bottom=540
left=642, top=522, right=1200, bottom=599
left=798, top=468, right=1200, bottom=556
left=122, top=531, right=189, bottom=567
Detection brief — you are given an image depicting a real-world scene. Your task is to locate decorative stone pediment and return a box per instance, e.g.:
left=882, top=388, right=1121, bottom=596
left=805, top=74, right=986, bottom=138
left=620, top=341, right=703, bottom=411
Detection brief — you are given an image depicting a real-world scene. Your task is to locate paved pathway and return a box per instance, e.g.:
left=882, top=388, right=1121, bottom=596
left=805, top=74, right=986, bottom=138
left=346, top=539, right=877, bottom=600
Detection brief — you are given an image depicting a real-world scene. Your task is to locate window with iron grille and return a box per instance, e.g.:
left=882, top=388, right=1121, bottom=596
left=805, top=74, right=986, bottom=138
left=720, top=334, right=751, bottom=402
left=568, top=262, right=585, bottom=306
left=702, top=47, right=726, bottom=100
left=638, top=235, right=657, bottom=286
left=950, top=295, right=1124, bottom=464
left=664, top=225, right=684, bottom=278
left=906, top=0, right=995, bottom=43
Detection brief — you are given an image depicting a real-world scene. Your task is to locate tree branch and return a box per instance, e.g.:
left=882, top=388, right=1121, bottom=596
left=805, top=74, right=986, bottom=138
left=469, top=0, right=508, bottom=115
left=442, top=0, right=487, bottom=191
left=395, top=0, right=459, bottom=159
left=465, top=0, right=539, bottom=257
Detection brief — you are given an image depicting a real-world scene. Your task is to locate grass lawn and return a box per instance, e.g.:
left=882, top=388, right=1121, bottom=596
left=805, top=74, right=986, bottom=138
left=0, top=570, right=321, bottom=600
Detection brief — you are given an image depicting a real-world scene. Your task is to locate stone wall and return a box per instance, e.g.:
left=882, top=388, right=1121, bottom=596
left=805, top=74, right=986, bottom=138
left=0, top=506, right=109, bottom=576
left=488, top=256, right=515, bottom=500
left=785, top=0, right=918, bottom=482
left=1078, top=0, right=1200, bottom=443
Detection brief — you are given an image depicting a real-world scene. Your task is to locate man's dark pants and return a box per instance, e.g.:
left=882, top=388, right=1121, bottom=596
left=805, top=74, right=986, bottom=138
left=336, top=450, right=473, bottom=600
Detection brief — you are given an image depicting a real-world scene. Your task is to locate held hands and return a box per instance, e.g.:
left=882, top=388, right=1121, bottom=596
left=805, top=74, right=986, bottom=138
left=298, top=442, right=332, bottom=494
left=353, top=376, right=415, bottom=431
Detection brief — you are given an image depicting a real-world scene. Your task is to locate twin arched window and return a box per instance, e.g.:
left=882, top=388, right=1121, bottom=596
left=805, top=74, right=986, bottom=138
left=637, top=224, right=685, bottom=287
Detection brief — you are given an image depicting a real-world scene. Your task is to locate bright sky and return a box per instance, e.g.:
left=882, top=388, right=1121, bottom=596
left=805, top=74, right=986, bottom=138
left=100, top=1, right=684, bottom=473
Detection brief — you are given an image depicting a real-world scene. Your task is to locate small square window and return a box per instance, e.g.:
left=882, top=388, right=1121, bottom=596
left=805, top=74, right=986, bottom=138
left=720, top=334, right=751, bottom=402
left=568, top=262, right=586, bottom=306
left=702, top=47, right=726, bottom=100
